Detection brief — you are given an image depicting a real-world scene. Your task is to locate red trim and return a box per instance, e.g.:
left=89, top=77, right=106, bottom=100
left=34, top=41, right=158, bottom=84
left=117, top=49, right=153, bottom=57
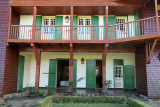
left=69, top=43, right=73, bottom=81
left=10, top=1, right=143, bottom=6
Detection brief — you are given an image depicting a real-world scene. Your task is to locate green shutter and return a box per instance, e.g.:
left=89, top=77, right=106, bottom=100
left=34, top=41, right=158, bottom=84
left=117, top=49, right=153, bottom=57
left=104, top=16, right=116, bottom=40
left=48, top=59, right=56, bottom=88
left=91, top=16, right=99, bottom=40
left=86, top=59, right=96, bottom=89
left=135, top=12, right=139, bottom=36
left=73, top=16, right=78, bottom=40
left=35, top=16, right=42, bottom=40
left=17, top=55, right=25, bottom=91
left=113, top=59, right=124, bottom=66
left=124, top=65, right=134, bottom=90
left=73, top=59, right=77, bottom=88
left=55, top=16, right=63, bottom=40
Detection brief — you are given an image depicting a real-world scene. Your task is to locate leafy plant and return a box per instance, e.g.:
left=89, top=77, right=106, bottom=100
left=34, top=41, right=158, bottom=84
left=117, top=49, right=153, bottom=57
left=103, top=80, right=111, bottom=91
left=67, top=77, right=84, bottom=91
left=0, top=97, right=5, bottom=106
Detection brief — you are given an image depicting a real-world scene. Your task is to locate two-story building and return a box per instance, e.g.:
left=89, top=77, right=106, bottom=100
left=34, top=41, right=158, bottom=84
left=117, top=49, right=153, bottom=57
left=0, top=0, right=160, bottom=99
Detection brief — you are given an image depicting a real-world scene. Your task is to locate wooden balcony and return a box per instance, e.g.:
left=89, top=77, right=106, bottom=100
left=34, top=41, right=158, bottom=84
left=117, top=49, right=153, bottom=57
left=7, top=16, right=160, bottom=44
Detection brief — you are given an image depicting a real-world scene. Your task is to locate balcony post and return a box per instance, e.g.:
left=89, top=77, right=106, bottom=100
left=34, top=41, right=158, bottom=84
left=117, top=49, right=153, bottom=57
left=32, top=43, right=41, bottom=89
left=70, top=6, right=73, bottom=41
left=32, top=6, right=37, bottom=41
left=105, top=6, right=108, bottom=41
left=155, top=0, right=159, bottom=34
left=7, top=7, right=12, bottom=40
left=102, top=44, right=108, bottom=90
left=69, top=43, right=73, bottom=82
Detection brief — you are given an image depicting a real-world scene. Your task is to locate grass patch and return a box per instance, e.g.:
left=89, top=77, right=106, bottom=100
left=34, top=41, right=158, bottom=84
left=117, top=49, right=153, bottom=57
left=128, top=98, right=151, bottom=107
left=49, top=103, right=129, bottom=107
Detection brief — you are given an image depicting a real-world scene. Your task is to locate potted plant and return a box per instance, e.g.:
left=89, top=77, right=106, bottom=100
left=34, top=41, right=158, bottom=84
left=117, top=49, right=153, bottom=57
left=101, top=80, right=111, bottom=96
left=67, top=77, right=84, bottom=95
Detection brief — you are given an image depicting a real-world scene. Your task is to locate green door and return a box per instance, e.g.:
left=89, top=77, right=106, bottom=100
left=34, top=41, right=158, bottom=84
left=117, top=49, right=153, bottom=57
left=86, top=59, right=96, bottom=89
left=91, top=16, right=99, bottom=40
left=48, top=59, right=57, bottom=88
left=104, top=16, right=116, bottom=40
left=17, top=55, right=25, bottom=91
left=73, top=16, right=78, bottom=40
left=73, top=59, right=77, bottom=88
left=55, top=16, right=63, bottom=40
left=35, top=16, right=42, bottom=40
left=124, top=65, right=134, bottom=90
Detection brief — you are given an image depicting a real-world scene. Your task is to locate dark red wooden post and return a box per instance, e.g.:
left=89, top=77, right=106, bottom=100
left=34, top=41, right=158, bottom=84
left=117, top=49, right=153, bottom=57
left=32, top=6, right=37, bottom=41
left=7, top=7, right=12, bottom=40
left=106, top=6, right=108, bottom=41
left=102, top=44, right=108, bottom=90
left=155, top=0, right=159, bottom=34
left=70, top=43, right=73, bottom=81
left=70, top=6, right=73, bottom=41
left=32, top=44, right=41, bottom=89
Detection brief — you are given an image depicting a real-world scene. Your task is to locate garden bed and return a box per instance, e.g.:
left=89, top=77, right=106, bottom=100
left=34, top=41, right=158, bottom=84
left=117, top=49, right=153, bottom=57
left=38, top=96, right=152, bottom=107
left=38, top=96, right=126, bottom=107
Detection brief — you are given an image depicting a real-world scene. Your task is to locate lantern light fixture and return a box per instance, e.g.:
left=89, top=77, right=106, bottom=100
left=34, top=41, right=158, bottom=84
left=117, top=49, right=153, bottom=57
left=65, top=16, right=69, bottom=23
left=81, top=58, right=85, bottom=64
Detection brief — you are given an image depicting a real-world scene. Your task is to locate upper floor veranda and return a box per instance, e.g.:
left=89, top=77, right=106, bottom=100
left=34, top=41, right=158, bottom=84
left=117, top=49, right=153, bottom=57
left=7, top=0, right=160, bottom=44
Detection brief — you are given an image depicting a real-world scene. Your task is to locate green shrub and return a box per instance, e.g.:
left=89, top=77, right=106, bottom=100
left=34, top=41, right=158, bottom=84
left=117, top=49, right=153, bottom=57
left=128, top=98, right=151, bottom=107
left=38, top=96, right=126, bottom=107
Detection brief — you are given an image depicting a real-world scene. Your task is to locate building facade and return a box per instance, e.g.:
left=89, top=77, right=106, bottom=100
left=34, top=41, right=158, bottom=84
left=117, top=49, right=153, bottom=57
left=1, top=0, right=160, bottom=99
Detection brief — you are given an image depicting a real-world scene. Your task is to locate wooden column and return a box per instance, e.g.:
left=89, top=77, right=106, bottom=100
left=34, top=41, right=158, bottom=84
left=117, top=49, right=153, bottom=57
left=155, top=0, right=159, bottom=34
left=105, top=6, right=108, bottom=41
left=70, top=43, right=73, bottom=81
left=32, top=44, right=41, bottom=89
left=7, top=7, right=12, bottom=40
left=70, top=6, right=73, bottom=41
left=32, top=6, right=37, bottom=41
left=102, top=44, right=108, bottom=90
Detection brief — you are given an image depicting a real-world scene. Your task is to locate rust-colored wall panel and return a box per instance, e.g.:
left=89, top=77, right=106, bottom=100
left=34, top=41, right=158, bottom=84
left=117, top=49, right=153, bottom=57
left=3, top=46, right=19, bottom=95
left=135, top=44, right=148, bottom=96
left=0, top=0, right=9, bottom=93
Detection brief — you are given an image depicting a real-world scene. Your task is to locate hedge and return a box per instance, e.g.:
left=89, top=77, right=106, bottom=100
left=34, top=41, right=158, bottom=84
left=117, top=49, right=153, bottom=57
left=38, top=96, right=126, bottom=107
left=128, top=98, right=151, bottom=107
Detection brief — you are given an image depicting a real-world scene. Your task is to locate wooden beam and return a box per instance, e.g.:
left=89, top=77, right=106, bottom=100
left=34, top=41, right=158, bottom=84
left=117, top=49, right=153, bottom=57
left=32, top=44, right=41, bottom=89
left=69, top=43, right=73, bottom=81
left=106, top=6, right=108, bottom=41
left=70, top=6, right=73, bottom=41
left=147, top=38, right=158, bottom=63
left=32, top=6, right=37, bottom=41
left=18, top=46, right=136, bottom=53
left=10, top=1, right=143, bottom=6
left=155, top=0, right=159, bottom=34
left=102, top=44, right=108, bottom=90
left=7, top=7, right=12, bottom=41
left=146, top=42, right=148, bottom=64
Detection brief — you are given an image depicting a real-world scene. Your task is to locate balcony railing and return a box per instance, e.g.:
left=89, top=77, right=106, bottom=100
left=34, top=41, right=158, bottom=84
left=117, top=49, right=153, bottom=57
left=108, top=16, right=158, bottom=40
left=8, top=16, right=159, bottom=43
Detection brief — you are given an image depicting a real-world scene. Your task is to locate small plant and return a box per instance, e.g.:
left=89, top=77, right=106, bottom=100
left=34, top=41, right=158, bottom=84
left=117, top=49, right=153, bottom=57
left=103, top=80, right=111, bottom=91
left=67, top=77, right=84, bottom=95
left=0, top=97, right=5, bottom=106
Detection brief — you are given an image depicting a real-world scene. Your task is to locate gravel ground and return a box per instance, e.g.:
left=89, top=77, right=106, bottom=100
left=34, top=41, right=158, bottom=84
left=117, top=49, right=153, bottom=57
left=1, top=97, right=43, bottom=107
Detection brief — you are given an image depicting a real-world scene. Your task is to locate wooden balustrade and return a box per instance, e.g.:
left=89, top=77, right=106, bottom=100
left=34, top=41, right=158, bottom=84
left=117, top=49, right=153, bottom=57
left=9, top=25, right=32, bottom=39
left=73, top=26, right=106, bottom=40
left=108, top=16, right=158, bottom=40
left=8, top=16, right=159, bottom=42
left=35, top=25, right=70, bottom=40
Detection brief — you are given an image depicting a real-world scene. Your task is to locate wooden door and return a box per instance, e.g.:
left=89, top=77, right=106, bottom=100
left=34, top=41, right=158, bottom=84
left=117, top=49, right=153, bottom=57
left=86, top=59, right=96, bottom=89
left=17, top=55, right=25, bottom=91
left=124, top=65, right=134, bottom=90
left=48, top=59, right=57, bottom=88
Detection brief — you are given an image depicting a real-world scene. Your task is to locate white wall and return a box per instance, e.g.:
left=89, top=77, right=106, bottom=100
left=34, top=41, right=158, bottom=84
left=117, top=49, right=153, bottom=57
left=20, top=52, right=135, bottom=89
